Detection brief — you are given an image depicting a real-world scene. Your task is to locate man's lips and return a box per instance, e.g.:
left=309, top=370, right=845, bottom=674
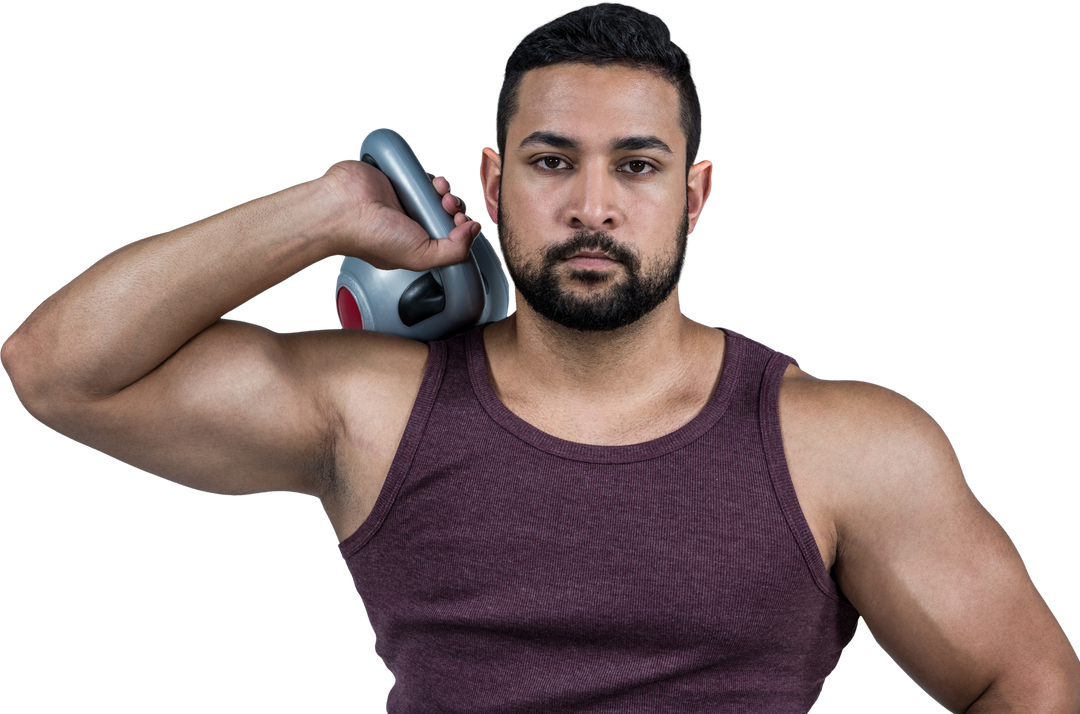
left=566, top=250, right=619, bottom=270
left=565, top=250, right=617, bottom=261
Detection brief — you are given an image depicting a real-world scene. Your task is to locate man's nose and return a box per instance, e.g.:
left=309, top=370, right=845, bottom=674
left=565, top=161, right=622, bottom=231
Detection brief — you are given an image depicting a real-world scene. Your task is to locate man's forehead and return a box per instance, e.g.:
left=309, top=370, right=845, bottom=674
left=509, top=63, right=684, bottom=154
left=515, top=61, right=676, bottom=94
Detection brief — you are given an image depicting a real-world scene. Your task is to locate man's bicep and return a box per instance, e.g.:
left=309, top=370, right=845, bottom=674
left=832, top=396, right=1078, bottom=711
left=44, top=320, right=340, bottom=497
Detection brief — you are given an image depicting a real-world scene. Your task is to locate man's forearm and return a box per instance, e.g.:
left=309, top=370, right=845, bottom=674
left=3, top=177, right=342, bottom=408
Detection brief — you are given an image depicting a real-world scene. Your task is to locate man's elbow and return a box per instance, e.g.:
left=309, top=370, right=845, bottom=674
left=3, top=325, right=70, bottom=425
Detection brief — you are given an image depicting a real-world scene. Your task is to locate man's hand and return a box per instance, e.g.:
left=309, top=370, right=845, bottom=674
left=319, top=160, right=480, bottom=271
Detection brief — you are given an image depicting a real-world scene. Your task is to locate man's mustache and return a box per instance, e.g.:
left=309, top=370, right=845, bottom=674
left=544, top=231, right=641, bottom=272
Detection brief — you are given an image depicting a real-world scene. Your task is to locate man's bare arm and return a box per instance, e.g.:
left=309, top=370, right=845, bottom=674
left=2, top=162, right=478, bottom=502
left=816, top=382, right=1080, bottom=708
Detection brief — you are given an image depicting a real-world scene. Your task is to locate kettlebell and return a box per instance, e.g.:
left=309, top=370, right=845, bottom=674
left=335, top=129, right=509, bottom=341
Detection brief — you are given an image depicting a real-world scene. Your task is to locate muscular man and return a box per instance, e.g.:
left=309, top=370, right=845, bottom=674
left=4, top=4, right=1078, bottom=712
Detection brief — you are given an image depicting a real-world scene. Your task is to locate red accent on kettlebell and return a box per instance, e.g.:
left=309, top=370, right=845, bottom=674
left=337, top=286, right=364, bottom=330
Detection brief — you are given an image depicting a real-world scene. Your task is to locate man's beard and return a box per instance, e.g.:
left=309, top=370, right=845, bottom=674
left=498, top=201, right=689, bottom=332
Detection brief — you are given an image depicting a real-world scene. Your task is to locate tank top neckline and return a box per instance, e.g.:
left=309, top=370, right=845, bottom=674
left=464, top=326, right=745, bottom=464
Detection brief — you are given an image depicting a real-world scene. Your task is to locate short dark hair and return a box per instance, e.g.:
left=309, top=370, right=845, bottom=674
left=497, top=4, right=700, bottom=172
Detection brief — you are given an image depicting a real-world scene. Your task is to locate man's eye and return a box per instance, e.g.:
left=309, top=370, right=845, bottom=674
left=533, top=157, right=652, bottom=173
left=539, top=157, right=569, bottom=170
left=622, top=160, right=652, bottom=174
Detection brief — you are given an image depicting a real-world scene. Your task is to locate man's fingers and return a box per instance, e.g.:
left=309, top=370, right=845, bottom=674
left=451, top=219, right=481, bottom=243
left=428, top=173, right=458, bottom=209
left=427, top=172, right=449, bottom=194
left=412, top=219, right=480, bottom=269
left=443, top=191, right=465, bottom=216
left=429, top=174, right=467, bottom=221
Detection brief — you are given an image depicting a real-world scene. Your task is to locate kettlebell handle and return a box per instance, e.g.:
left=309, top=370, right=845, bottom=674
left=360, top=129, right=485, bottom=325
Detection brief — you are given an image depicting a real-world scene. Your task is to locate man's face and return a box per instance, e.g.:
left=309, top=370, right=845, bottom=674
left=485, top=63, right=704, bottom=332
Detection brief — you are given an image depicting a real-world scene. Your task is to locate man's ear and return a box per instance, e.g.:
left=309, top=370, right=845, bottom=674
left=686, top=160, right=713, bottom=235
left=480, top=147, right=502, bottom=224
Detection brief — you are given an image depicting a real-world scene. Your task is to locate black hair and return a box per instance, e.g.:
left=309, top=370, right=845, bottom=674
left=497, top=4, right=700, bottom=172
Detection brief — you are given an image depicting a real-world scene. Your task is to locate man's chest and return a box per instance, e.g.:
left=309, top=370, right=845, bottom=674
left=324, top=349, right=838, bottom=578
left=494, top=362, right=838, bottom=574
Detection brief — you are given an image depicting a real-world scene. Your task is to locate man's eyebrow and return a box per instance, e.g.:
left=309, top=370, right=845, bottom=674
left=516, top=132, right=675, bottom=157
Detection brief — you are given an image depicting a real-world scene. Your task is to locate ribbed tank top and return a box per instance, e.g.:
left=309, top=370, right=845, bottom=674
left=339, top=327, right=859, bottom=713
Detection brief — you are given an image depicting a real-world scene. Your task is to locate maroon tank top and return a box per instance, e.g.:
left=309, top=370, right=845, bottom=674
left=339, top=327, right=859, bottom=712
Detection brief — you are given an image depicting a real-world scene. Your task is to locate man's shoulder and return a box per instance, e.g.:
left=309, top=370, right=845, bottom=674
left=349, top=329, right=433, bottom=379
left=285, top=326, right=432, bottom=391
left=294, top=329, right=434, bottom=453
left=780, top=364, right=940, bottom=436
left=777, top=365, right=964, bottom=565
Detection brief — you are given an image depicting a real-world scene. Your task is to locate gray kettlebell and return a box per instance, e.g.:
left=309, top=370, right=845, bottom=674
left=335, top=129, right=509, bottom=341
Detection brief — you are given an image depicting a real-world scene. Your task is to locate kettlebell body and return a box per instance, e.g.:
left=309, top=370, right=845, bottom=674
left=335, top=129, right=509, bottom=341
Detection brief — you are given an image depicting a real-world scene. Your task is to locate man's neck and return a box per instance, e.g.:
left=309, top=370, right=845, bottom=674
left=481, top=290, right=726, bottom=445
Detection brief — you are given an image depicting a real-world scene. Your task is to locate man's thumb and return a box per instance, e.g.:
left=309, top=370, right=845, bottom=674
left=421, top=220, right=481, bottom=268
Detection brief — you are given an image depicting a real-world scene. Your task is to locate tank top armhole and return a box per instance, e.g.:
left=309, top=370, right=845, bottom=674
left=338, top=340, right=449, bottom=558
left=759, top=352, right=855, bottom=608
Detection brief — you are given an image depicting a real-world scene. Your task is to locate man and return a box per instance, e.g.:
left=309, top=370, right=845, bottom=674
left=4, top=3, right=1078, bottom=712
